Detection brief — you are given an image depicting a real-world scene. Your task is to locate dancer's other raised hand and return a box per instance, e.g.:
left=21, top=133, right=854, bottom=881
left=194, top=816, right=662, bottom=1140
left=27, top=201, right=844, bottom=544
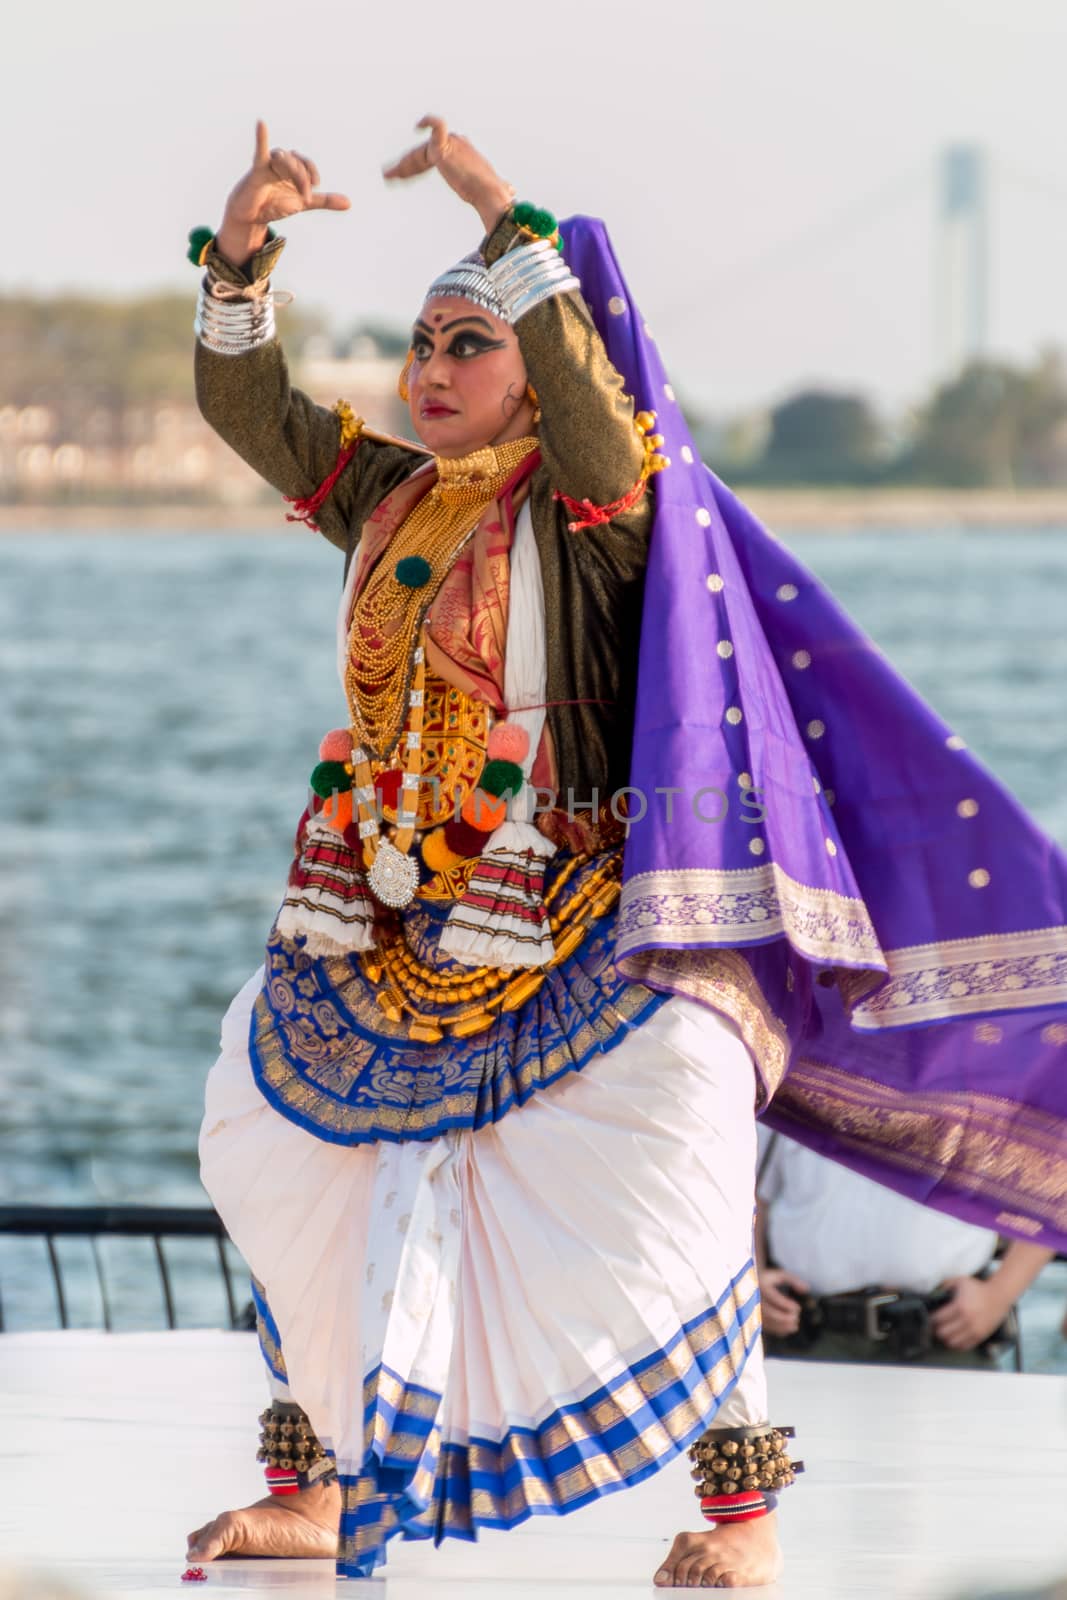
left=383, top=115, right=513, bottom=234
left=215, top=121, right=351, bottom=268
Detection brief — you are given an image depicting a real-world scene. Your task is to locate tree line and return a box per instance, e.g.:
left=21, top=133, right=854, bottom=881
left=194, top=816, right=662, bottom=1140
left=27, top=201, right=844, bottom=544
left=698, top=350, right=1067, bottom=489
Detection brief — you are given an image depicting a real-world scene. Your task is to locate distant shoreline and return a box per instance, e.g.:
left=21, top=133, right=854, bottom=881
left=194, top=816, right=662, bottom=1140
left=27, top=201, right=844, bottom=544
left=743, top=488, right=1067, bottom=530
left=4, top=488, right=1067, bottom=533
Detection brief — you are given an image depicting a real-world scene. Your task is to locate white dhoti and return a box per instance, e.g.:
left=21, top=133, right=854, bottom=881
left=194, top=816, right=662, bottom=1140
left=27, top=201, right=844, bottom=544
left=201, top=967, right=766, bottom=1577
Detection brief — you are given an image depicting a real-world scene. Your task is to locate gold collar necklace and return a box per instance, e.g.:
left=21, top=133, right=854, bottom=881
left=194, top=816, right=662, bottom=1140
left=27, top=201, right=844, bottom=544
left=434, top=435, right=540, bottom=492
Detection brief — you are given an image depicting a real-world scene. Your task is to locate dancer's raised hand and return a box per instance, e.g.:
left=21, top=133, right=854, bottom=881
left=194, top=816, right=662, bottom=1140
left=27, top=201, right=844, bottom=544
left=216, top=121, right=350, bottom=266
left=383, top=115, right=513, bottom=233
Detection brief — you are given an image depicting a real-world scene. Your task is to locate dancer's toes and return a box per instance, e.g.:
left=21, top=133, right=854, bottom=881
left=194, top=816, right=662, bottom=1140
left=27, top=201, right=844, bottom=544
left=186, top=1510, right=245, bottom=1561
left=651, top=1513, right=782, bottom=1588
left=654, top=1533, right=704, bottom=1587
left=186, top=1483, right=340, bottom=1561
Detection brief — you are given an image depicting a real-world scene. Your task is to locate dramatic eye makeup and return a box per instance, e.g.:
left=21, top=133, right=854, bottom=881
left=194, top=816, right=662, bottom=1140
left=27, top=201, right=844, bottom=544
left=412, top=317, right=508, bottom=361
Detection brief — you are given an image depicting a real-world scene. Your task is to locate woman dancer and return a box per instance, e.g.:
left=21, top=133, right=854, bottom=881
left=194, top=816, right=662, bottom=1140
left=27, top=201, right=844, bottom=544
left=188, top=117, right=1067, bottom=1587
left=189, top=118, right=781, bottom=1588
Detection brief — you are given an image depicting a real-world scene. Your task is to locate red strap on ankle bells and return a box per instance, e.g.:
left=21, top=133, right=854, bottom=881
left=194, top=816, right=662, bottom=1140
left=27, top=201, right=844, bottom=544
left=700, top=1490, right=773, bottom=1523
left=265, top=1466, right=301, bottom=1495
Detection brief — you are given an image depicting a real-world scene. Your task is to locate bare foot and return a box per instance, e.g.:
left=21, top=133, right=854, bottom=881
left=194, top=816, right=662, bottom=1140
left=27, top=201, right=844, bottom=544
left=653, top=1510, right=782, bottom=1588
left=186, top=1480, right=340, bottom=1561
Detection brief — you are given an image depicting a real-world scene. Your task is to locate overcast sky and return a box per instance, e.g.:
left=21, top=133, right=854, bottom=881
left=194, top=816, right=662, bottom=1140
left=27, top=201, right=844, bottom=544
left=6, top=0, right=1066, bottom=414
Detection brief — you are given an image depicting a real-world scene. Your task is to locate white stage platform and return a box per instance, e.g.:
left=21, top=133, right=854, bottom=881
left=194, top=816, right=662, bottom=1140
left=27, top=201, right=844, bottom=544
left=3, top=1331, right=1066, bottom=1598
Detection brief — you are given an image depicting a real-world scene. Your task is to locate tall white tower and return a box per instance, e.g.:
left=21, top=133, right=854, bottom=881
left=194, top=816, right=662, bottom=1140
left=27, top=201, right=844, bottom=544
left=936, top=145, right=989, bottom=376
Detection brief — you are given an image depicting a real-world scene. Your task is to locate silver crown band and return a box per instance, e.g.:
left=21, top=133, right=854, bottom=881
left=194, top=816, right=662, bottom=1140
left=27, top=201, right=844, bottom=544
left=194, top=276, right=276, bottom=356
left=424, top=237, right=580, bottom=327
left=489, top=238, right=580, bottom=325
left=422, top=260, right=507, bottom=320
left=489, top=236, right=566, bottom=293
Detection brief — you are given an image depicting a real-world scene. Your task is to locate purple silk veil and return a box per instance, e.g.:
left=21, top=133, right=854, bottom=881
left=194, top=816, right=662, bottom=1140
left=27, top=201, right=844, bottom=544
left=560, top=215, right=1067, bottom=1252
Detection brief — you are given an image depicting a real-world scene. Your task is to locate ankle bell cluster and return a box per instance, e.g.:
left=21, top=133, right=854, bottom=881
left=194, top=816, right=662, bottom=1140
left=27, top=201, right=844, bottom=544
left=257, top=1402, right=336, bottom=1494
left=689, top=1423, right=803, bottom=1524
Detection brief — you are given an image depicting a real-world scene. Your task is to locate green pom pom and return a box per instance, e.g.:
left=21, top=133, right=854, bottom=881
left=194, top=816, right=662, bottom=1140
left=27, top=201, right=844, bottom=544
left=480, top=758, right=524, bottom=799
left=513, top=203, right=557, bottom=239
left=395, top=555, right=431, bottom=588
left=310, top=760, right=353, bottom=798
left=530, top=207, right=557, bottom=237
left=187, top=226, right=214, bottom=267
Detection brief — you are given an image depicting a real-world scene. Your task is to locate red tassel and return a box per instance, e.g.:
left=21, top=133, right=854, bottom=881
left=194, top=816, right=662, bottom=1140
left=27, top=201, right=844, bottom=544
left=554, top=472, right=650, bottom=533
left=284, top=440, right=362, bottom=531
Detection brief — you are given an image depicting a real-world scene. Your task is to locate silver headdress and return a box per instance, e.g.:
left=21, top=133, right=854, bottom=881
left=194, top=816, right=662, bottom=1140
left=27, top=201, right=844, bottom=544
left=423, top=252, right=508, bottom=321
left=422, top=241, right=581, bottom=328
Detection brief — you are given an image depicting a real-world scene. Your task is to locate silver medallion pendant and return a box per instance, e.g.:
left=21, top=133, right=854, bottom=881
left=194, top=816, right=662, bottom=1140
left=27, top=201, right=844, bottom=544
left=367, top=838, right=420, bottom=908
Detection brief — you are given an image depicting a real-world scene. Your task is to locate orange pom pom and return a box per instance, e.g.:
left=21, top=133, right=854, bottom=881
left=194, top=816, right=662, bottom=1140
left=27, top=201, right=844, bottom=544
left=318, top=728, right=353, bottom=762
left=461, top=789, right=508, bottom=833
left=422, top=828, right=465, bottom=874
left=321, top=790, right=354, bottom=833
left=487, top=721, right=530, bottom=763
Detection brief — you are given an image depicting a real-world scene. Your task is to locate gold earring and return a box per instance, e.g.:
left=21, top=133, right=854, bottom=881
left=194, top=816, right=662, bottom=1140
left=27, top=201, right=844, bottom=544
left=397, top=350, right=413, bottom=403
left=526, top=382, right=542, bottom=424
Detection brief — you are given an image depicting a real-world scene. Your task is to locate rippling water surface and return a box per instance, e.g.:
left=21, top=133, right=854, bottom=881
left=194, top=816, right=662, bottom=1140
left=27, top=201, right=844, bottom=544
left=3, top=527, right=1067, bottom=1348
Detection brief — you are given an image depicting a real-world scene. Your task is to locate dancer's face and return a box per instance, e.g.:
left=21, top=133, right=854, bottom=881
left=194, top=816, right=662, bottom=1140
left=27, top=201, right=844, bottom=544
left=408, top=298, right=536, bottom=457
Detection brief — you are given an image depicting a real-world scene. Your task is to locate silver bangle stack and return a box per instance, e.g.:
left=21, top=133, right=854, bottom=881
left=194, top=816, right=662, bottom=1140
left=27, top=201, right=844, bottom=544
left=194, top=275, right=276, bottom=356
left=488, top=238, right=580, bottom=325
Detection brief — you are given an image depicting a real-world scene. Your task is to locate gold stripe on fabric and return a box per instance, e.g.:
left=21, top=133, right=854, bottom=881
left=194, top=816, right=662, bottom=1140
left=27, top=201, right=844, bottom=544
left=367, top=1368, right=442, bottom=1423
left=251, top=1277, right=288, bottom=1381
left=374, top=1430, right=428, bottom=1462
left=775, top=1058, right=1067, bottom=1231
left=408, top=1426, right=441, bottom=1506
left=852, top=924, right=1067, bottom=1027
left=995, top=1211, right=1045, bottom=1237
left=338, top=1478, right=399, bottom=1570
left=363, top=1368, right=443, bottom=1464
left=436, top=1495, right=468, bottom=1534
left=343, top=1477, right=376, bottom=1508
left=616, top=863, right=885, bottom=969
left=616, top=946, right=790, bottom=1100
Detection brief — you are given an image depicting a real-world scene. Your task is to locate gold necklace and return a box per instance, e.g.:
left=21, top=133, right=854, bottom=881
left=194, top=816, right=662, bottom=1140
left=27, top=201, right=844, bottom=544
left=345, top=436, right=538, bottom=763
left=346, top=435, right=538, bottom=909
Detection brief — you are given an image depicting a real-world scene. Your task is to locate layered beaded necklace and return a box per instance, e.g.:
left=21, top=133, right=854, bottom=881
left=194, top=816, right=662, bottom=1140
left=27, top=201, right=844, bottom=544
left=345, top=436, right=539, bottom=908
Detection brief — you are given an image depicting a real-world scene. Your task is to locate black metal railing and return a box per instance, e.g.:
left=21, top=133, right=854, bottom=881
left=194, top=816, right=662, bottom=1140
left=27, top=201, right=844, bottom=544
left=0, top=1204, right=251, bottom=1332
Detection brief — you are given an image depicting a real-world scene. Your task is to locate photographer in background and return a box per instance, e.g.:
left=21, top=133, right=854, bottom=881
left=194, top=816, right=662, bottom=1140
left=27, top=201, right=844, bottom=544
left=757, top=1129, right=1053, bottom=1367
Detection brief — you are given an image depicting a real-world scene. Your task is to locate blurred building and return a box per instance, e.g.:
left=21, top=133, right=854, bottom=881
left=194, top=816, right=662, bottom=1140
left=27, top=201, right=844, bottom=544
left=936, top=144, right=989, bottom=378
left=0, top=330, right=412, bottom=506
left=299, top=331, right=411, bottom=439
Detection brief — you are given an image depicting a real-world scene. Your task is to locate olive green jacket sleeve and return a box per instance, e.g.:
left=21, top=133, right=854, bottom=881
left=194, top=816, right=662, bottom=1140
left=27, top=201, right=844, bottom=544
left=481, top=215, right=652, bottom=549
left=194, top=235, right=419, bottom=553
left=480, top=214, right=654, bottom=802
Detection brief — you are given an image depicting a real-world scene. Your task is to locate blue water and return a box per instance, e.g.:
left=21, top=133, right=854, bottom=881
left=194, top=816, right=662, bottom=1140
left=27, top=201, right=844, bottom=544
left=2, top=528, right=1066, bottom=1355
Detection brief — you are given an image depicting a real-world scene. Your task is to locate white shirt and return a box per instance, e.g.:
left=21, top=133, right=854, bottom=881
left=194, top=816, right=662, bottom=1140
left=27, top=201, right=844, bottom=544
left=757, top=1128, right=998, bottom=1297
